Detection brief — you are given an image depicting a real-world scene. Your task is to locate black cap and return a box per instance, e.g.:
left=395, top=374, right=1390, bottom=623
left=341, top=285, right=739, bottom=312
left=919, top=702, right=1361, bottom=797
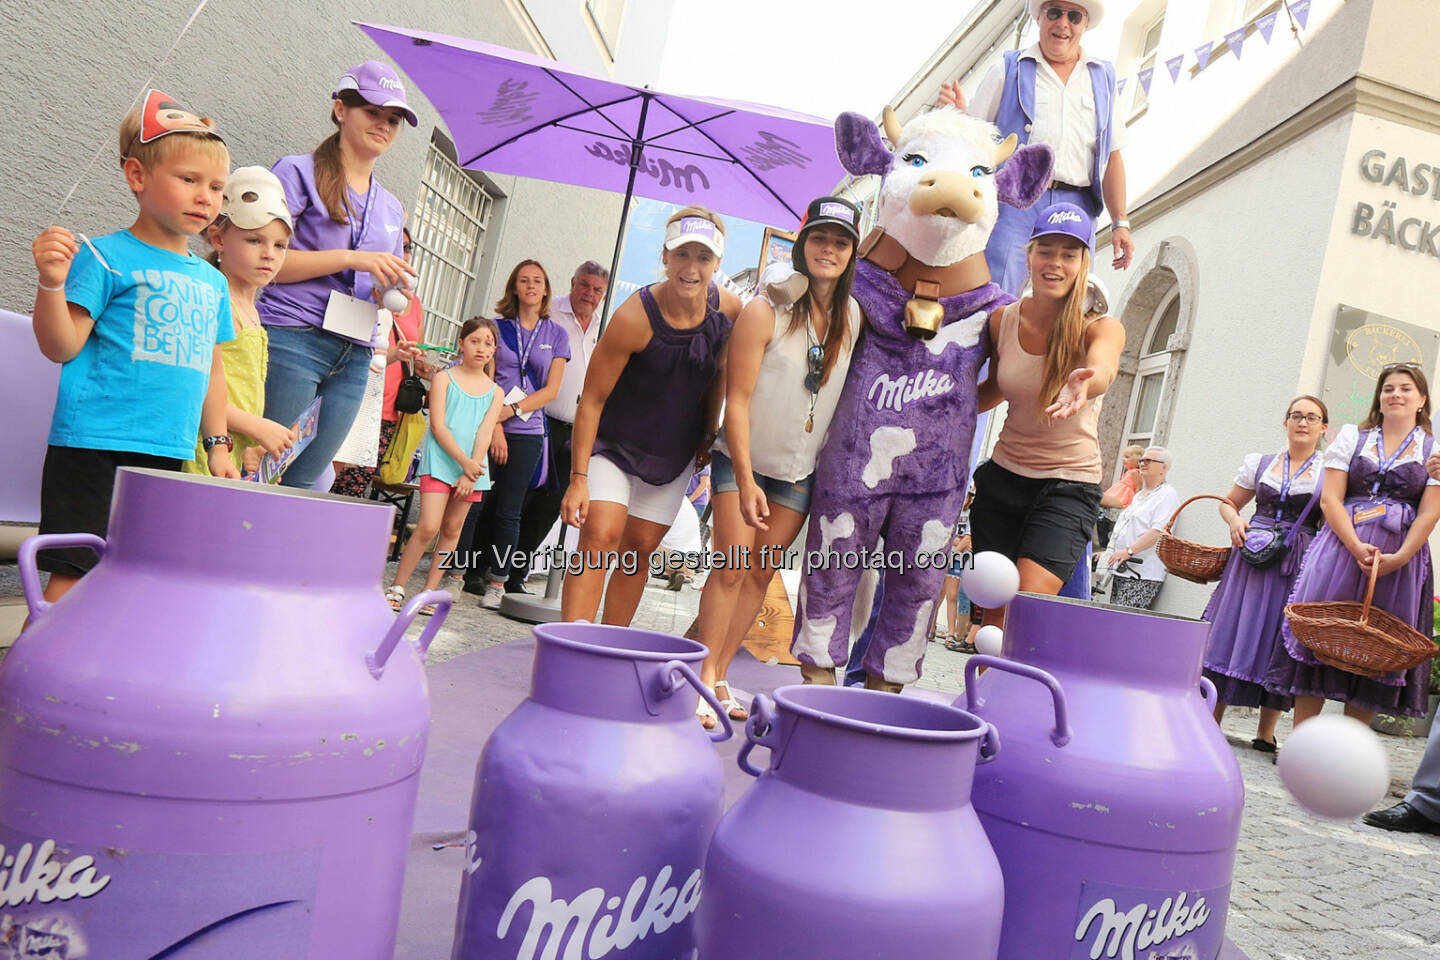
left=798, top=196, right=862, bottom=242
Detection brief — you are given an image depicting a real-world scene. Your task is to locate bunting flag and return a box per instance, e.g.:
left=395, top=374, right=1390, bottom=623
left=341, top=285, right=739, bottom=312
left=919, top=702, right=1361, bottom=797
left=1194, top=41, right=1214, bottom=70
left=1137, top=67, right=1155, bottom=95
left=1166, top=55, right=1184, bottom=83
left=1117, top=77, right=1127, bottom=96
left=1290, top=0, right=1311, bottom=30
left=1224, top=27, right=1247, bottom=60
left=1255, top=11, right=1279, bottom=43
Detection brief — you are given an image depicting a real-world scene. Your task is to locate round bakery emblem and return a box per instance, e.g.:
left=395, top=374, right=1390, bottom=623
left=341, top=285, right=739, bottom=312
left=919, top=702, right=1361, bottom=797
left=1346, top=323, right=1423, bottom=379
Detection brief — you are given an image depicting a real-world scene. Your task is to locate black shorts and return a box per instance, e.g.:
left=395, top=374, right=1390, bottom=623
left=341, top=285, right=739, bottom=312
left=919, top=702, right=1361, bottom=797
left=968, top=459, right=1102, bottom=583
left=38, top=445, right=182, bottom=576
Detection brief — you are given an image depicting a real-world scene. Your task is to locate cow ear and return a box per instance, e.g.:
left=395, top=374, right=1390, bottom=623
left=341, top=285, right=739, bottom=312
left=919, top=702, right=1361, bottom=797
left=835, top=111, right=893, bottom=178
left=995, top=143, right=1055, bottom=209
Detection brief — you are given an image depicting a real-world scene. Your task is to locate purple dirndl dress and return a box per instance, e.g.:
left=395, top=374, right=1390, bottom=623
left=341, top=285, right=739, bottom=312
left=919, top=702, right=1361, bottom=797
left=1264, top=425, right=1436, bottom=717
left=1202, top=452, right=1321, bottom=710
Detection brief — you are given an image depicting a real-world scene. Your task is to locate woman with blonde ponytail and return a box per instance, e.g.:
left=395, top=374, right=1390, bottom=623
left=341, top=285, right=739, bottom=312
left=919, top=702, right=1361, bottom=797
left=970, top=202, right=1126, bottom=625
left=258, top=61, right=418, bottom=489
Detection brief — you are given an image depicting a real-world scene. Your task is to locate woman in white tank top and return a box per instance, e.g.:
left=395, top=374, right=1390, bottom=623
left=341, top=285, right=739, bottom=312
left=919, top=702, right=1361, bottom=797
left=693, top=197, right=865, bottom=728
left=970, top=202, right=1126, bottom=627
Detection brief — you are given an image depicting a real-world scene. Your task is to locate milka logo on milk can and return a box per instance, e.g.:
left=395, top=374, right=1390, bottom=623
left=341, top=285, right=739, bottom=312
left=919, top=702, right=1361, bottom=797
left=1072, top=882, right=1224, bottom=960
left=0, top=838, right=112, bottom=907
left=495, top=865, right=702, bottom=960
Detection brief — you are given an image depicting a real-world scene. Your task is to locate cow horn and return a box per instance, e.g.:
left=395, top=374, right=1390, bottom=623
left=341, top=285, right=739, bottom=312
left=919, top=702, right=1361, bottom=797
left=993, top=133, right=1019, bottom=165
left=882, top=106, right=902, bottom=146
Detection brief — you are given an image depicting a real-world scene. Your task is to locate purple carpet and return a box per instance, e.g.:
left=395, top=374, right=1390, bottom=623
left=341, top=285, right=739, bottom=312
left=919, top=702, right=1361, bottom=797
left=395, top=639, right=1250, bottom=958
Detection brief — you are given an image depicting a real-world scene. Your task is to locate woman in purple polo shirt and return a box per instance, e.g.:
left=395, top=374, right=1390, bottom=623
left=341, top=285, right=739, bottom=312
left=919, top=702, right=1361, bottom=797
left=260, top=61, right=417, bottom=488
left=472, top=260, right=570, bottom=610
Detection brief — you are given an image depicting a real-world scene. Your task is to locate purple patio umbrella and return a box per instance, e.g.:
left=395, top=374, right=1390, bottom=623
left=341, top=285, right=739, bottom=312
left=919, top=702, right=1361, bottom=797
left=356, top=21, right=849, bottom=318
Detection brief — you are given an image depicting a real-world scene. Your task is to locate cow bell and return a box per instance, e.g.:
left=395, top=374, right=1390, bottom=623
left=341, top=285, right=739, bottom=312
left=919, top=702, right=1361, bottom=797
left=904, top=280, right=944, bottom=340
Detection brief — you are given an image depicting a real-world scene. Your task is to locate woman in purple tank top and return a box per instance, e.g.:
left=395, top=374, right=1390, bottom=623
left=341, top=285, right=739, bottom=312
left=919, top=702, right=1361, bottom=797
left=561, top=206, right=741, bottom=625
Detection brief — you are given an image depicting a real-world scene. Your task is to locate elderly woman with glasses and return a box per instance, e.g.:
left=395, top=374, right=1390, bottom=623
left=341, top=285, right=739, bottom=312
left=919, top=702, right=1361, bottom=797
left=692, top=197, right=864, bottom=728
left=1200, top=396, right=1328, bottom=753
left=1266, top=364, right=1440, bottom=728
left=1105, top=445, right=1181, bottom=609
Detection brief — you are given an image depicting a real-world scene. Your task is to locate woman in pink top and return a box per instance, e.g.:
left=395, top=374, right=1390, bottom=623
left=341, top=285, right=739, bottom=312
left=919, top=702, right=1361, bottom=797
left=970, top=203, right=1126, bottom=625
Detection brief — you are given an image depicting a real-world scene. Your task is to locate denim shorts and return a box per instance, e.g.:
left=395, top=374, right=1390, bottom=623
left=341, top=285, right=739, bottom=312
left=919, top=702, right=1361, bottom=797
left=709, top=449, right=813, bottom=515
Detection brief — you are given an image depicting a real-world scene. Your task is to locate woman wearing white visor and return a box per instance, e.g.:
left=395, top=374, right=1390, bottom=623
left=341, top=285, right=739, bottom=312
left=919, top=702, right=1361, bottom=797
left=561, top=206, right=742, bottom=625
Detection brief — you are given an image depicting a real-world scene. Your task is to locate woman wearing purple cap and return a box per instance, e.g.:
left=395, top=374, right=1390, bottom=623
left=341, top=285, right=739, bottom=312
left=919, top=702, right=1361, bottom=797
left=259, top=60, right=419, bottom=489
left=969, top=201, right=1125, bottom=625
left=560, top=206, right=742, bottom=626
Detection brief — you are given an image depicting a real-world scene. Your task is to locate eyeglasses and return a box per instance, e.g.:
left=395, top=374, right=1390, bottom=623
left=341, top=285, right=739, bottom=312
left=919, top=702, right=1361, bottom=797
left=1287, top=412, right=1324, bottom=424
left=805, top=344, right=825, bottom=395
left=1043, top=5, right=1086, bottom=25
left=1137, top=458, right=1163, bottom=467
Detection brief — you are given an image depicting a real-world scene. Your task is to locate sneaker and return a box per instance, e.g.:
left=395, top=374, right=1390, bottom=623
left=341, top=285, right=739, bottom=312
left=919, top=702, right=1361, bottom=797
left=505, top=581, right=532, bottom=595
left=462, top=578, right=489, bottom=597
left=479, top=583, right=506, bottom=610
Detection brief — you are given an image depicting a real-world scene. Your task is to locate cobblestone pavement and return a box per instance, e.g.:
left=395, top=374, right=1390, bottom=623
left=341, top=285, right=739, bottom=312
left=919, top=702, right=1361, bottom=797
left=4, top=560, right=1436, bottom=959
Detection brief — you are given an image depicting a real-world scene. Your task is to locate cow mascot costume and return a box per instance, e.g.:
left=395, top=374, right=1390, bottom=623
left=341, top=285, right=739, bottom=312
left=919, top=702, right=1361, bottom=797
left=791, top=106, right=1052, bottom=690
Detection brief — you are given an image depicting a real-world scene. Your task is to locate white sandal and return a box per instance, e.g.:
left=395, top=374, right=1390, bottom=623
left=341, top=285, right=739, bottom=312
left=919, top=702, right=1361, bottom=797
left=713, top=680, right=749, bottom=722
left=385, top=585, right=406, bottom=611
left=696, top=693, right=718, bottom=731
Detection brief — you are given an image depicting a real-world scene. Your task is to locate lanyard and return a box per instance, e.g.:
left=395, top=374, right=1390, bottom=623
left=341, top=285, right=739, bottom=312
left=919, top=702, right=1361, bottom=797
left=510, top=319, right=540, bottom=390
left=1371, top=426, right=1419, bottom=497
left=346, top=174, right=376, bottom=296
left=1274, top=451, right=1318, bottom=514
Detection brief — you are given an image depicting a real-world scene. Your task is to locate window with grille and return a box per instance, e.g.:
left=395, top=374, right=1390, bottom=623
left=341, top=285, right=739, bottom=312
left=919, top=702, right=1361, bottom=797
left=1131, top=14, right=1165, bottom=115
left=408, top=142, right=494, bottom=348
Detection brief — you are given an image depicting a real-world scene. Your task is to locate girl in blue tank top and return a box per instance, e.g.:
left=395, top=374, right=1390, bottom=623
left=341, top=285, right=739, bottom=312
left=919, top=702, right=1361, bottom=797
left=386, top=318, right=504, bottom=615
left=561, top=206, right=742, bottom=626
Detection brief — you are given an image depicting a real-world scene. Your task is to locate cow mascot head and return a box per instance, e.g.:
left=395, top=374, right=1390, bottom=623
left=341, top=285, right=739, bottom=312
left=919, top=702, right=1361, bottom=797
left=788, top=106, right=1051, bottom=691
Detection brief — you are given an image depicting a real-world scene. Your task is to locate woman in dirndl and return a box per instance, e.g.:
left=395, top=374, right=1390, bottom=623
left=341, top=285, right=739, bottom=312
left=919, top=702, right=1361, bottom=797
left=1202, top=396, right=1327, bottom=753
left=1266, top=365, right=1440, bottom=727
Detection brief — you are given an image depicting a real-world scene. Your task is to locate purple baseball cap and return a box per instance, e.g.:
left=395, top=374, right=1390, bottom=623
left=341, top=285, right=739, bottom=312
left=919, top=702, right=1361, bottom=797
left=333, top=60, right=418, bottom=126
left=1030, top=202, right=1094, bottom=248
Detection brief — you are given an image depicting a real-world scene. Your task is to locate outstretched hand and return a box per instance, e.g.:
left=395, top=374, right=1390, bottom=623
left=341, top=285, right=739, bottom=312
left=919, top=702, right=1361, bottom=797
left=1046, top=368, right=1097, bottom=420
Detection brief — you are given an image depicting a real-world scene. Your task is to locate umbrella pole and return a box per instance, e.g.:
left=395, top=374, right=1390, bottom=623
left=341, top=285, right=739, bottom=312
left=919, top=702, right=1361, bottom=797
left=598, top=93, right=652, bottom=335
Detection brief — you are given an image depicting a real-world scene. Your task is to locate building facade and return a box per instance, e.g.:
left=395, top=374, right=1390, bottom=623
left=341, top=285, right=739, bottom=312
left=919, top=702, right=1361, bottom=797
left=0, top=0, right=675, bottom=342
left=882, top=0, right=1439, bottom=618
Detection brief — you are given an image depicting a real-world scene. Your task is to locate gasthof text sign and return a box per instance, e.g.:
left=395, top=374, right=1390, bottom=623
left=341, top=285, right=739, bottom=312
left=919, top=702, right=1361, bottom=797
left=1321, top=305, right=1439, bottom=432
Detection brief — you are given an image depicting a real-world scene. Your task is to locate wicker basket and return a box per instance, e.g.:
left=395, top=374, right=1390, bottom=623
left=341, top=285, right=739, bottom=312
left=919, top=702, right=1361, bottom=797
left=1155, top=494, right=1233, bottom=584
left=1285, top=556, right=1439, bottom=678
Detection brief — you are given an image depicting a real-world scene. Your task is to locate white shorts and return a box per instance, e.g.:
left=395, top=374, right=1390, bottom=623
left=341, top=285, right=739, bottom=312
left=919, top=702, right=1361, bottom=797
left=588, top=455, right=693, bottom=525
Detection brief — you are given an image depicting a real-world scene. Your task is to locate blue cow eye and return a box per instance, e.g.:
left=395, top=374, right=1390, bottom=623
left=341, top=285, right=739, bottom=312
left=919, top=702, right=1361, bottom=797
left=971, top=165, right=993, bottom=177
left=902, top=153, right=927, bottom=167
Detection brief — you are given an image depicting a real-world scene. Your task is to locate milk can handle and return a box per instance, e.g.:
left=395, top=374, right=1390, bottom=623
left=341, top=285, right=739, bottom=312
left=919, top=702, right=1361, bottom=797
left=367, top=590, right=453, bottom=679
left=660, top=660, right=734, bottom=743
left=1198, top=676, right=1217, bottom=709
left=18, top=533, right=106, bottom=619
left=964, top=655, right=1072, bottom=748
left=976, top=722, right=1001, bottom=765
left=737, top=693, right=781, bottom=777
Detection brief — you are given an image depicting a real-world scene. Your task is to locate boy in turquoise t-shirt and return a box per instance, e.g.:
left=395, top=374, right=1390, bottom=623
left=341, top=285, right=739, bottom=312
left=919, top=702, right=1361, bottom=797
left=30, top=90, right=238, bottom=605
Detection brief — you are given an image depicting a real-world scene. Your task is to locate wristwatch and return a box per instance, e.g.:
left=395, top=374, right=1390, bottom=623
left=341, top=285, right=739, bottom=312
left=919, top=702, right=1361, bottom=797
left=202, top=435, right=234, bottom=452
left=1113, top=219, right=1131, bottom=230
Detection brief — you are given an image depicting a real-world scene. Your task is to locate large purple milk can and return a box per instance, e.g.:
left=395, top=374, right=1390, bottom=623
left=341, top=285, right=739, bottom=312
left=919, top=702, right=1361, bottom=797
left=695, top=685, right=1006, bottom=959
left=451, top=622, right=731, bottom=960
left=0, top=468, right=449, bottom=957
left=963, top=594, right=1244, bottom=960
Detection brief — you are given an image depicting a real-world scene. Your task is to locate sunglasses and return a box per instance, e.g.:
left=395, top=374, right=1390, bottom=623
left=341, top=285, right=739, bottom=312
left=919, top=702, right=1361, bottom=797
left=1043, top=5, right=1086, bottom=25
left=1286, top=412, right=1324, bottom=424
left=1382, top=362, right=1421, bottom=372
left=1137, top=458, right=1162, bottom=467
left=805, top=344, right=824, bottom=395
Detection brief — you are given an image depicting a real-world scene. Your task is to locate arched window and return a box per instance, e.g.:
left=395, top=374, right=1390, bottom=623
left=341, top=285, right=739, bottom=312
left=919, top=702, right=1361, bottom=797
left=1122, top=287, right=1180, bottom=452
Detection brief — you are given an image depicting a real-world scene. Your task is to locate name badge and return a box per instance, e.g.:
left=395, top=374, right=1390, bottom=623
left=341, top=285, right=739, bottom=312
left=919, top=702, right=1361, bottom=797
left=1353, top=504, right=1387, bottom=525
left=323, top=290, right=381, bottom=341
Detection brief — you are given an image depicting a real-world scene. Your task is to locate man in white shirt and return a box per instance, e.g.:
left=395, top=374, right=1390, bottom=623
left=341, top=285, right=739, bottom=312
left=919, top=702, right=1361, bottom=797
left=1106, top=446, right=1180, bottom=609
left=939, top=0, right=1134, bottom=294
left=506, top=261, right=609, bottom=591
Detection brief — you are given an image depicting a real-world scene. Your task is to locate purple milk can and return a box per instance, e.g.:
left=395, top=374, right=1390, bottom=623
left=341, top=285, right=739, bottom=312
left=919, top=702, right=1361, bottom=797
left=963, top=594, right=1244, bottom=960
left=695, top=685, right=1007, bottom=959
left=452, top=622, right=731, bottom=960
left=0, top=468, right=449, bottom=957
